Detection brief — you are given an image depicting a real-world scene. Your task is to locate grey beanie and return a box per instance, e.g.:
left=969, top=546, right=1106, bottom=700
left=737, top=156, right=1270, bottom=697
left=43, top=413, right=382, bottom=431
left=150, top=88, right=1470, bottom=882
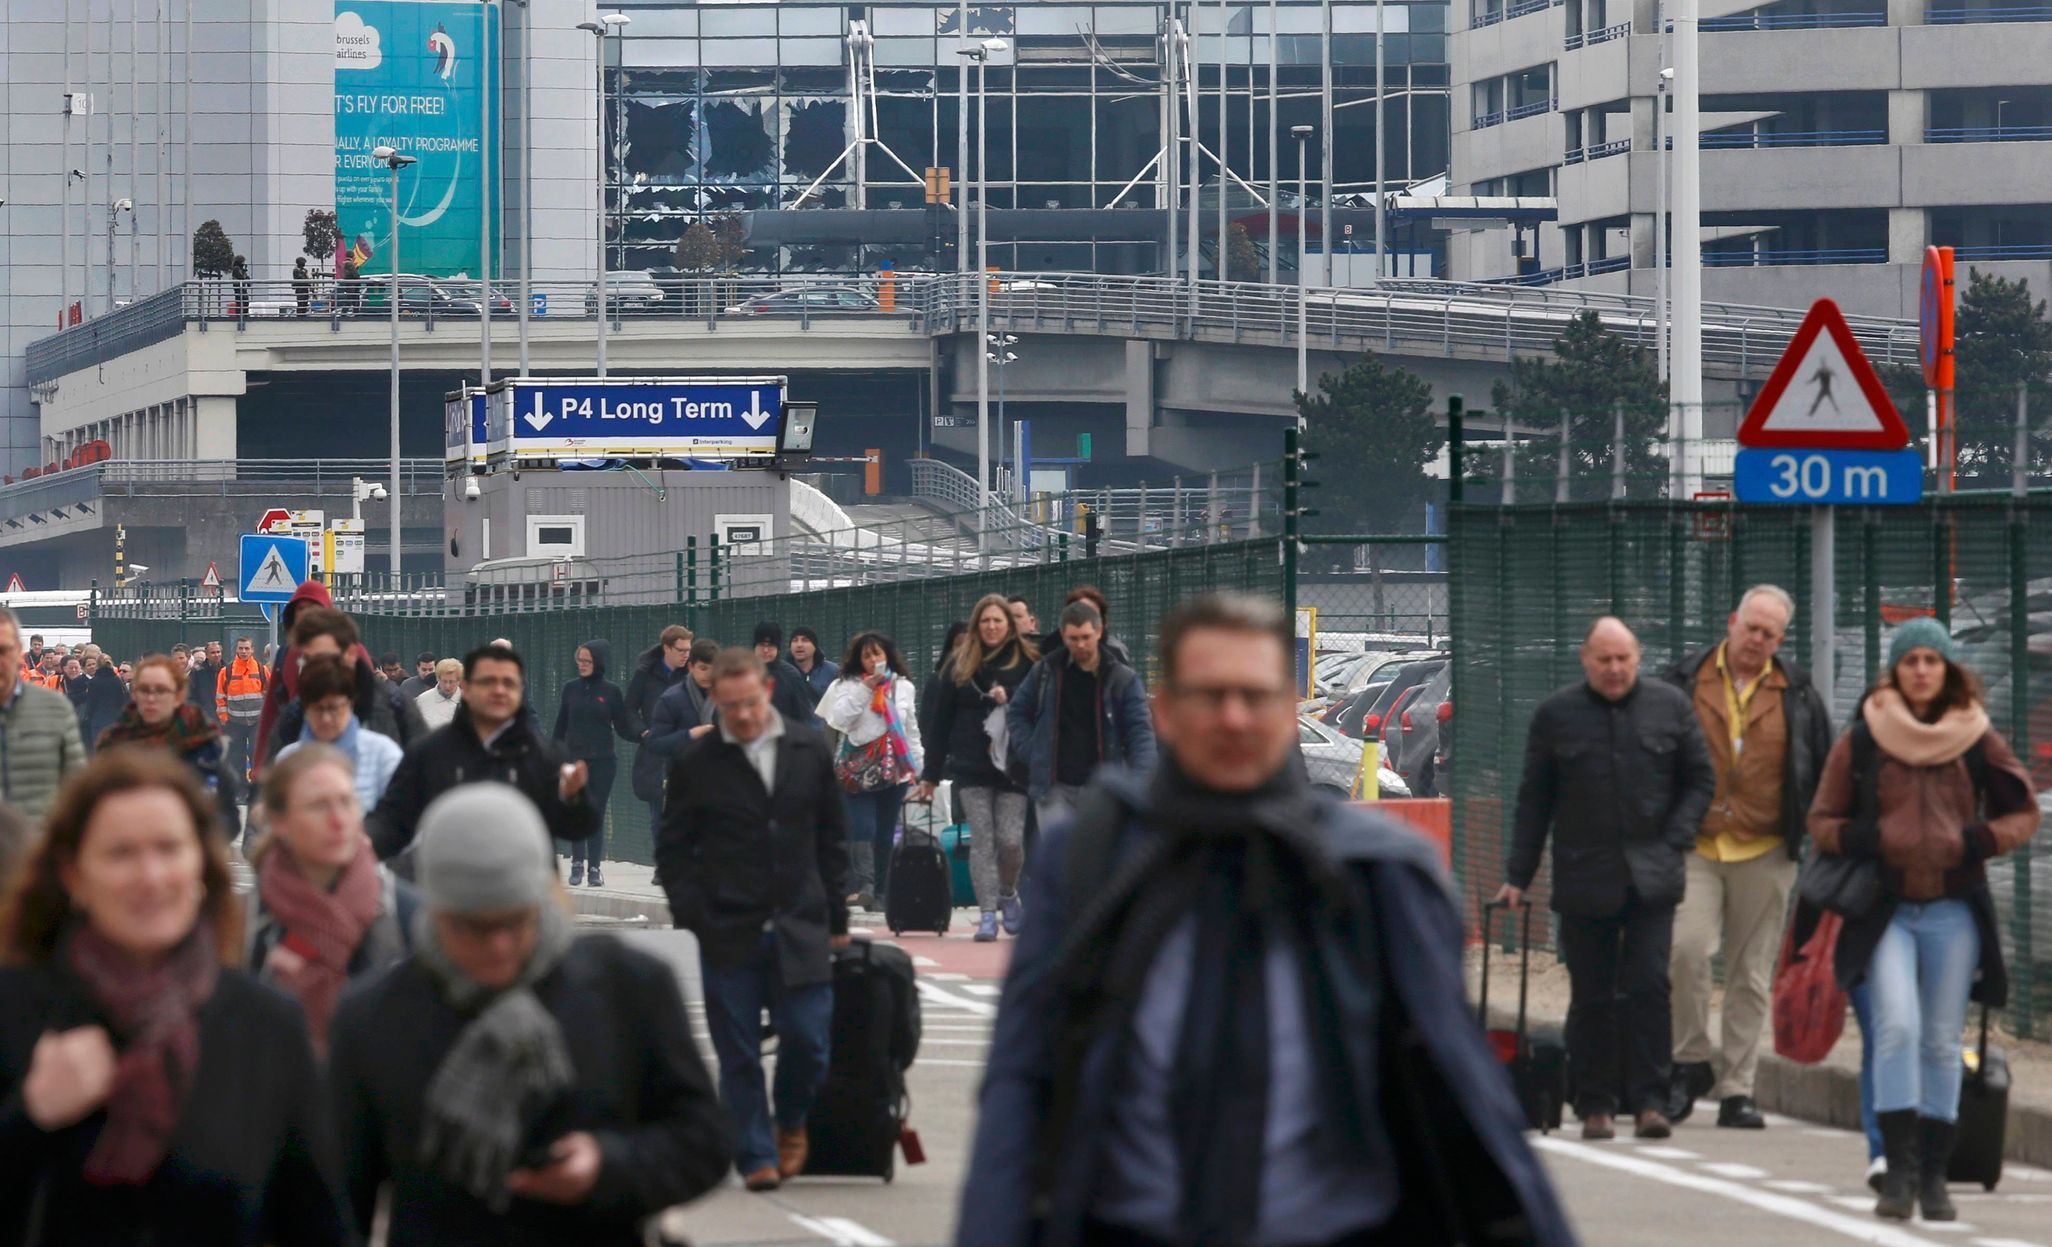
left=1886, top=616, right=1957, bottom=671
left=416, top=784, right=553, bottom=914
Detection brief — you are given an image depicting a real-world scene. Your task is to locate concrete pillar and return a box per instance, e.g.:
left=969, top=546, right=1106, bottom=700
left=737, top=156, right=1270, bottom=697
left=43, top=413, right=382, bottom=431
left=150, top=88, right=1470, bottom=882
left=1631, top=213, right=1657, bottom=267
left=192, top=397, right=238, bottom=460
left=1886, top=0, right=1921, bottom=25
left=1888, top=207, right=1927, bottom=265
left=1888, top=90, right=1923, bottom=147
left=1124, top=339, right=1155, bottom=458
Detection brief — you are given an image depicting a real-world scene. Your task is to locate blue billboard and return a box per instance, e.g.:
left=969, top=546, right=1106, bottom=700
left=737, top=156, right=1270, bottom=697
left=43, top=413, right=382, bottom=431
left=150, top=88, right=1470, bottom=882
left=335, top=1, right=500, bottom=280
left=489, top=378, right=790, bottom=460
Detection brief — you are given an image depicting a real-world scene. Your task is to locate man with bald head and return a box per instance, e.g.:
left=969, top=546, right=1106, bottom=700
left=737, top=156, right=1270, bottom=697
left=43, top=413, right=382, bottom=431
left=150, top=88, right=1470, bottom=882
left=1500, top=616, right=1715, bottom=1142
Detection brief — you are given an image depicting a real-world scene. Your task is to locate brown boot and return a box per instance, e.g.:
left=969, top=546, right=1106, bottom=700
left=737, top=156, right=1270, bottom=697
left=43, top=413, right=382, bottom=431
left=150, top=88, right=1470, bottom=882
left=1635, top=1109, right=1674, bottom=1139
left=743, top=1166, right=782, bottom=1193
left=776, top=1125, right=810, bottom=1179
left=1581, top=1113, right=1616, bottom=1141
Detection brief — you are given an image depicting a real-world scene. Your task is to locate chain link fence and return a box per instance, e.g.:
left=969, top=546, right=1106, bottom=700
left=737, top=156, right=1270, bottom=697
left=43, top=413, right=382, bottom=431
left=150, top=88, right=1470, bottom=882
left=1449, top=493, right=2052, bottom=1038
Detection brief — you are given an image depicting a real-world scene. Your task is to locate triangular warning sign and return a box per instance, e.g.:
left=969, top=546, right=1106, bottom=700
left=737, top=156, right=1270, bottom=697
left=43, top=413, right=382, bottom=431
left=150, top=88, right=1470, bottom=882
left=2, top=574, right=22, bottom=593
left=253, top=547, right=294, bottom=589
left=201, top=562, right=221, bottom=588
left=1738, top=299, right=1909, bottom=450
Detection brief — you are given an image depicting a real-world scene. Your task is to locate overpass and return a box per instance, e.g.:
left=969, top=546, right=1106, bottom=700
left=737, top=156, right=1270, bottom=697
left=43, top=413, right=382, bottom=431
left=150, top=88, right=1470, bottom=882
left=26, top=272, right=1916, bottom=478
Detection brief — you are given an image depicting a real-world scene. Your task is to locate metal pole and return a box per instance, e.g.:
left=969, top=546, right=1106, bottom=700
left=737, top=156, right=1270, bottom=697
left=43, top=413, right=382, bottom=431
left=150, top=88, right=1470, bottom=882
left=1654, top=0, right=1669, bottom=385
left=1448, top=395, right=1465, bottom=506
left=2015, top=381, right=2030, bottom=498
left=1612, top=399, right=1627, bottom=500
left=1267, top=0, right=1278, bottom=285
left=956, top=0, right=970, bottom=272
left=1320, top=0, right=1333, bottom=286
left=1184, top=18, right=1200, bottom=319
left=1217, top=0, right=1228, bottom=286
left=1372, top=0, right=1385, bottom=285
left=128, top=0, right=137, bottom=300
left=480, top=0, right=493, bottom=388
left=389, top=165, right=403, bottom=576
left=1557, top=409, right=1571, bottom=504
left=594, top=25, right=609, bottom=378
left=977, top=53, right=991, bottom=531
left=106, top=208, right=117, bottom=315
left=1811, top=507, right=1835, bottom=702
left=517, top=0, right=530, bottom=375
left=1295, top=128, right=1310, bottom=397
left=1671, top=0, right=1704, bottom=496
left=1165, top=17, right=1178, bottom=298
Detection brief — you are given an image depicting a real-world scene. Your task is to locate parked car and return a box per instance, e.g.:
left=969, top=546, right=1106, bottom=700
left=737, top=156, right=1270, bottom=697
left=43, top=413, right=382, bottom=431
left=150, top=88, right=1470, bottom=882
left=1339, top=657, right=1445, bottom=743
left=584, top=270, right=667, bottom=315
left=724, top=285, right=881, bottom=317
left=1298, top=713, right=1408, bottom=799
left=1394, top=663, right=1452, bottom=797
left=1376, top=682, right=1430, bottom=779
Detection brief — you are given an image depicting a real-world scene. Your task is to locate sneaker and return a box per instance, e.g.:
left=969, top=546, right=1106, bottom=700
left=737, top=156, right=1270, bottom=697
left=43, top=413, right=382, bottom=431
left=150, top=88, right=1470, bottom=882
left=568, top=863, right=584, bottom=887
left=999, top=891, right=1024, bottom=935
left=974, top=913, right=999, bottom=942
left=586, top=866, right=604, bottom=888
left=1866, top=1157, right=1887, bottom=1193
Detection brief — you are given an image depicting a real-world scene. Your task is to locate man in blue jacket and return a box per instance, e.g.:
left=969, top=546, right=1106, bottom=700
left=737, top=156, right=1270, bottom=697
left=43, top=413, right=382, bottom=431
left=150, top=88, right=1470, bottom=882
left=1006, top=599, right=1156, bottom=828
left=959, top=594, right=1575, bottom=1247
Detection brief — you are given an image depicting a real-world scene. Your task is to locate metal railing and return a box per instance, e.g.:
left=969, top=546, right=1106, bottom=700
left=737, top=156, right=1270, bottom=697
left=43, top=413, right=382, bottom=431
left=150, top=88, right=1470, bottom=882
left=1701, top=9, right=1886, bottom=27
left=1564, top=20, right=1633, bottom=49
left=1949, top=242, right=2052, bottom=261
left=1700, top=128, right=1888, bottom=148
left=1926, top=124, right=2052, bottom=142
left=1703, top=246, right=1890, bottom=266
left=1564, top=138, right=1632, bottom=164
left=0, top=458, right=446, bottom=528
left=1506, top=98, right=1557, bottom=122
left=1927, top=3, right=2052, bottom=19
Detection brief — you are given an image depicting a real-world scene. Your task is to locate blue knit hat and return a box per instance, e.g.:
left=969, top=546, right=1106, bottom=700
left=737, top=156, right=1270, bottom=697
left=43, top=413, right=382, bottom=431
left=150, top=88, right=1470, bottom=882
left=1886, top=616, right=1956, bottom=671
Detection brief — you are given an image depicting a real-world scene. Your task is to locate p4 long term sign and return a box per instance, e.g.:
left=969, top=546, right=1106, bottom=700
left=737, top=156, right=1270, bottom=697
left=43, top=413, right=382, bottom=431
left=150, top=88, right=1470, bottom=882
left=486, top=377, right=789, bottom=461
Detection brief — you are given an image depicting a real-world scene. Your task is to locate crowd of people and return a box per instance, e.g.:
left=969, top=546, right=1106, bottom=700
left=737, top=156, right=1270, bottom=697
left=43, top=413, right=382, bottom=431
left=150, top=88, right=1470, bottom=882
left=1503, top=587, right=2036, bottom=1223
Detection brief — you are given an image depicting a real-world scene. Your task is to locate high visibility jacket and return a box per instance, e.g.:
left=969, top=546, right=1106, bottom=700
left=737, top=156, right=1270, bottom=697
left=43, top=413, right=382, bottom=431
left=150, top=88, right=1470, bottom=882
left=218, top=658, right=269, bottom=726
left=26, top=668, right=63, bottom=692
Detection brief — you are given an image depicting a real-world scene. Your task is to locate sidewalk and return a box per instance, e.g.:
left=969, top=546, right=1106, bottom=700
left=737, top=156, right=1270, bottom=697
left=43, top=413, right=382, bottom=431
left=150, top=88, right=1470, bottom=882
left=1468, top=942, right=2052, bottom=1169
left=558, top=856, right=675, bottom=925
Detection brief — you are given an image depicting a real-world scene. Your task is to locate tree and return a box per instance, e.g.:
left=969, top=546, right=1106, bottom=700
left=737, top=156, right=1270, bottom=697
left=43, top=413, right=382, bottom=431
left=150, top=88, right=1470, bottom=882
left=674, top=214, right=748, bottom=272
left=302, top=209, right=342, bottom=267
left=191, top=220, right=235, bottom=280
left=1224, top=222, right=1262, bottom=283
left=1952, top=270, right=2052, bottom=481
left=1491, top=310, right=1669, bottom=500
left=1297, top=353, right=1442, bottom=535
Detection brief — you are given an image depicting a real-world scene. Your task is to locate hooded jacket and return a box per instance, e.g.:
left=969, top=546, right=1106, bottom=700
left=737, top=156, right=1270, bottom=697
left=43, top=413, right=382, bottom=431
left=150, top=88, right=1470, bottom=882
left=366, top=701, right=598, bottom=861
left=553, top=639, right=642, bottom=762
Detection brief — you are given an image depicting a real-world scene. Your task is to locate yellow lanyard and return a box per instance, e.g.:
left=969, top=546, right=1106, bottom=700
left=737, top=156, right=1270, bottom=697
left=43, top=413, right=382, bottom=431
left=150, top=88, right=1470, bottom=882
left=1719, top=645, right=1765, bottom=758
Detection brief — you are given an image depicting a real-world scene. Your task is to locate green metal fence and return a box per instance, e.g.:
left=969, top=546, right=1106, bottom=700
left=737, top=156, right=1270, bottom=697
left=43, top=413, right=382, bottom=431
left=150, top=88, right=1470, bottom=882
left=89, top=537, right=1280, bottom=867
left=1448, top=493, right=2051, bottom=1038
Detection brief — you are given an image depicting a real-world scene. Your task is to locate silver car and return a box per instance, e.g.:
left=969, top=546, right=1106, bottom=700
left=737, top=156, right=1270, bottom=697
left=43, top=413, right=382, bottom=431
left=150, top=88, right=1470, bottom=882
left=1299, top=713, right=1409, bottom=799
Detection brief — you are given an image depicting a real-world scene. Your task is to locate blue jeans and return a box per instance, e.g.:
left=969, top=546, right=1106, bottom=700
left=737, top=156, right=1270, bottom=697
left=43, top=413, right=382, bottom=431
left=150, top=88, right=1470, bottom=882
left=845, top=784, right=906, bottom=897
left=699, top=931, right=836, bottom=1175
left=1867, top=898, right=1979, bottom=1121
left=1849, top=981, right=1881, bottom=1160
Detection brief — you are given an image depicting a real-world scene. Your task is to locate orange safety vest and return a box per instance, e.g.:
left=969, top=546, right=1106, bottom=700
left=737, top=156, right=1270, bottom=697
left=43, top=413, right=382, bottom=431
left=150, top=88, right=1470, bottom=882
left=217, top=658, right=269, bottom=725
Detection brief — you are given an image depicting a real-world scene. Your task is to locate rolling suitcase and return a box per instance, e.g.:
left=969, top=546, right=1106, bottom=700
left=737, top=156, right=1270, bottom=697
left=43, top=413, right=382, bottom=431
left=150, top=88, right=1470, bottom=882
left=804, top=938, right=925, bottom=1181
left=1949, top=1001, right=2009, bottom=1191
left=1478, top=898, right=1568, bottom=1133
left=885, top=827, right=953, bottom=935
left=940, top=822, right=977, bottom=908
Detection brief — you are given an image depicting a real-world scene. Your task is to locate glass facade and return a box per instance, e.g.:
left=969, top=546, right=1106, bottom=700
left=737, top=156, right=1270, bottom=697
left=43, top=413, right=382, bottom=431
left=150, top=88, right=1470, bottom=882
left=607, top=1, right=1450, bottom=273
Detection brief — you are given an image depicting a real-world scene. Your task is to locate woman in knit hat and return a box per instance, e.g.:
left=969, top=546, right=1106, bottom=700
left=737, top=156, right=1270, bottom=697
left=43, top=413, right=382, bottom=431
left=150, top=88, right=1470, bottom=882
left=1808, top=616, right=2038, bottom=1223
left=326, top=783, right=727, bottom=1244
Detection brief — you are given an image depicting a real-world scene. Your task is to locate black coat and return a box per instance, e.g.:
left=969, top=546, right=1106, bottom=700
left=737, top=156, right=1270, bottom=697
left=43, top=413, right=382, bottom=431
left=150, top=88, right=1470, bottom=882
left=553, top=640, right=641, bottom=762
left=921, top=643, right=1034, bottom=791
left=656, top=720, right=850, bottom=986
left=263, top=659, right=424, bottom=768
left=1661, top=645, right=1835, bottom=859
left=765, top=654, right=818, bottom=726
left=624, top=643, right=691, bottom=739
left=84, top=666, right=128, bottom=740
left=328, top=936, right=728, bottom=1247
left=634, top=677, right=714, bottom=803
left=366, top=702, right=598, bottom=861
left=0, top=963, right=349, bottom=1247
left=188, top=660, right=224, bottom=713
left=1508, top=679, right=1717, bottom=916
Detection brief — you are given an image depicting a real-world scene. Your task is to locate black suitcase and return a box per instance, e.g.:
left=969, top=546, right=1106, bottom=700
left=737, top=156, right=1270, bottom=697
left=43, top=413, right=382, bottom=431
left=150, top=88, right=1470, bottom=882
left=1949, top=1001, right=2009, bottom=1191
left=804, top=938, right=923, bottom=1181
left=885, top=828, right=952, bottom=936
left=1478, top=898, right=1568, bottom=1133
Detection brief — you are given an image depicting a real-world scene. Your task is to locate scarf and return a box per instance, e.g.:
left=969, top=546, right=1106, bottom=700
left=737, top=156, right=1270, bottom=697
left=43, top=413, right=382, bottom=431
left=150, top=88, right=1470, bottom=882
left=62, top=922, right=220, bottom=1186
left=871, top=677, right=915, bottom=761
left=256, top=839, right=384, bottom=1057
left=99, top=701, right=221, bottom=754
left=414, top=902, right=577, bottom=1210
left=684, top=675, right=712, bottom=725
left=1862, top=686, right=1990, bottom=767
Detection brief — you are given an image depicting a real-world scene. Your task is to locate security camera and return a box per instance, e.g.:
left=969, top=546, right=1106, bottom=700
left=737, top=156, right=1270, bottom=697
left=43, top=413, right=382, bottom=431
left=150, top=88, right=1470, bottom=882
left=463, top=476, right=482, bottom=501
left=113, top=197, right=133, bottom=211
left=370, top=483, right=389, bottom=501
left=127, top=563, right=150, bottom=575
left=69, top=169, right=86, bottom=180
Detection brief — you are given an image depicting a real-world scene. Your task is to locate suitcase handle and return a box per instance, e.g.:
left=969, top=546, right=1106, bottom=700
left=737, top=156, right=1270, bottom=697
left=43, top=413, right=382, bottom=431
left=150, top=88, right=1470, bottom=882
left=1478, top=897, right=1532, bottom=1044
left=1973, top=1000, right=1992, bottom=1088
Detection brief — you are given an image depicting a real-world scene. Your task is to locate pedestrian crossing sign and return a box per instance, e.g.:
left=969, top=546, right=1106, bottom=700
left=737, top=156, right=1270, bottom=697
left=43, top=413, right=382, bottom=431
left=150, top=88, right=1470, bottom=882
left=1736, top=299, right=1909, bottom=451
left=239, top=533, right=308, bottom=604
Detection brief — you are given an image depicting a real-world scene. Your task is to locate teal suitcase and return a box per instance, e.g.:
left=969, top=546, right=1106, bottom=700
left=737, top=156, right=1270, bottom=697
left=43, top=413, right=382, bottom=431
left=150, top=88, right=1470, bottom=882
left=939, top=823, right=976, bottom=908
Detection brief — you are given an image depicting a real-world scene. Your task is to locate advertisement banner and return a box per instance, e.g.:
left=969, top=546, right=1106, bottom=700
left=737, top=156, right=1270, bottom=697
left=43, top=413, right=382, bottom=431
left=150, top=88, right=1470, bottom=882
left=488, top=378, right=790, bottom=460
left=335, top=1, right=500, bottom=280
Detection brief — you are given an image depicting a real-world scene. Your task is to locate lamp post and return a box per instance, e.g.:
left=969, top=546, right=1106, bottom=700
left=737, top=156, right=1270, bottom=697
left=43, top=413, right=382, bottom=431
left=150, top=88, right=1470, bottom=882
left=106, top=198, right=132, bottom=315
left=959, top=37, right=1007, bottom=533
left=578, top=13, right=630, bottom=378
left=988, top=332, right=1019, bottom=498
left=1292, top=124, right=1313, bottom=405
left=513, top=0, right=531, bottom=375
left=479, top=0, right=496, bottom=389
left=373, top=144, right=417, bottom=576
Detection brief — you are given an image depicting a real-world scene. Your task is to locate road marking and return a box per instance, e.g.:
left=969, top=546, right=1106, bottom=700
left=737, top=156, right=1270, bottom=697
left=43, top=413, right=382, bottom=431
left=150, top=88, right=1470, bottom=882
left=1535, top=1137, right=1949, bottom=1246
left=1765, top=1180, right=1836, bottom=1195
left=788, top=1212, right=896, bottom=1245
left=921, top=1038, right=990, bottom=1047
left=962, top=983, right=1003, bottom=996
left=927, top=972, right=969, bottom=981
left=913, top=955, right=939, bottom=967
left=1805, top=1127, right=1861, bottom=1139
left=917, top=978, right=998, bottom=1017
left=1975, top=1238, right=2052, bottom=1247
left=917, top=1058, right=988, bottom=1067
left=1701, top=1163, right=1772, bottom=1180
left=927, top=1025, right=994, bottom=1033
left=1634, top=1146, right=1701, bottom=1160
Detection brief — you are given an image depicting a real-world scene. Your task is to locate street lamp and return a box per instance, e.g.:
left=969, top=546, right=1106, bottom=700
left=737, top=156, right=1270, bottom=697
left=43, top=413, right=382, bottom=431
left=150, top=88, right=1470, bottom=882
left=106, top=198, right=133, bottom=315
left=578, top=13, right=630, bottom=378
left=958, top=37, right=1006, bottom=533
left=373, top=144, right=418, bottom=576
left=987, top=332, right=1019, bottom=499
left=1292, top=124, right=1313, bottom=405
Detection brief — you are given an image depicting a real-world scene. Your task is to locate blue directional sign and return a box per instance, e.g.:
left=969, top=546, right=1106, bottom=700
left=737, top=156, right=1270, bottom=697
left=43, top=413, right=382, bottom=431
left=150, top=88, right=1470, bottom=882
left=1733, top=448, right=1924, bottom=506
left=444, top=387, right=490, bottom=467
left=239, top=533, right=309, bottom=603
left=489, top=376, right=787, bottom=460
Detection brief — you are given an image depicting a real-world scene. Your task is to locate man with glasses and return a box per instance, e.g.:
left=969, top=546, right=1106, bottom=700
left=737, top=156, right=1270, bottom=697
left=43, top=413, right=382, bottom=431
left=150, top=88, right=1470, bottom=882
left=960, top=594, right=1574, bottom=1247
left=656, top=648, right=848, bottom=1193
left=367, top=643, right=595, bottom=863
left=628, top=625, right=696, bottom=820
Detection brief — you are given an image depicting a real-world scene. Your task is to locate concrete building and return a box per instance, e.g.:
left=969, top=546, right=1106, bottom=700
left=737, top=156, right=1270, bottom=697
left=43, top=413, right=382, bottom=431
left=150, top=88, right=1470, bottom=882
left=1446, top=0, right=2052, bottom=321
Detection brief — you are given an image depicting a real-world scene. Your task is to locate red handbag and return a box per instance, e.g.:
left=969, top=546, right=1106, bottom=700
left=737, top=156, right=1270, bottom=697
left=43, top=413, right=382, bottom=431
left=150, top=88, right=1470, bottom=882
left=1772, top=909, right=1849, bottom=1064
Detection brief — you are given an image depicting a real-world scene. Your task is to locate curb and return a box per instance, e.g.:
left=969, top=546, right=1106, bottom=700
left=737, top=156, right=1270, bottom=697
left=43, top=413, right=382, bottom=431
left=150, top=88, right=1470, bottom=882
left=570, top=890, right=674, bottom=926
left=1484, top=1003, right=2052, bottom=1170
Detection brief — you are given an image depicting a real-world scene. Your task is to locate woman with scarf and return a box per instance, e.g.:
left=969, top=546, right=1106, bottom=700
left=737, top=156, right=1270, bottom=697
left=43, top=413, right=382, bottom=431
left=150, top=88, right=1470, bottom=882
left=1808, top=618, right=2038, bottom=1223
left=246, top=744, right=418, bottom=1057
left=328, top=783, right=728, bottom=1244
left=552, top=639, right=641, bottom=888
left=96, top=652, right=242, bottom=841
left=273, top=653, right=406, bottom=811
left=0, top=748, right=349, bottom=1245
left=914, top=594, right=1038, bottom=942
left=821, top=631, right=924, bottom=910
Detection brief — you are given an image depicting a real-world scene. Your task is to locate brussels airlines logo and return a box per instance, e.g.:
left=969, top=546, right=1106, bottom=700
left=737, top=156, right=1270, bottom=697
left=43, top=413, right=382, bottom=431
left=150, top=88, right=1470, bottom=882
left=429, top=24, right=457, bottom=81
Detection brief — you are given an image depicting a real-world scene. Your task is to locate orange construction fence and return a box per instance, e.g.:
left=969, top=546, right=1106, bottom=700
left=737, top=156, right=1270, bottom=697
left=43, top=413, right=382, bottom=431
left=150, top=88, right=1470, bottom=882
left=1355, top=797, right=1452, bottom=873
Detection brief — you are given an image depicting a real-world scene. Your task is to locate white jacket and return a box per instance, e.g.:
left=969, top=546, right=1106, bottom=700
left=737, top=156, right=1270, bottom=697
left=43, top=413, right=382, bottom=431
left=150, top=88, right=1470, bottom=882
left=820, top=674, right=923, bottom=772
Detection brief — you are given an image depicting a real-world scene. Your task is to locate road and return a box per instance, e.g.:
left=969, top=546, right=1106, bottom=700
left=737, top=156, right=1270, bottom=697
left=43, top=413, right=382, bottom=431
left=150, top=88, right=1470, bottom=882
left=610, top=921, right=2052, bottom=1247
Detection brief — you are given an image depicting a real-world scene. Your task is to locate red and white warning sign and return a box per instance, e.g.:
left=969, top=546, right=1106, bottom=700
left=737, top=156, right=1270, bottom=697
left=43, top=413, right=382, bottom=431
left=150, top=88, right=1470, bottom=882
left=2, top=573, right=23, bottom=594
left=201, top=562, right=222, bottom=589
left=1737, top=299, right=1909, bottom=450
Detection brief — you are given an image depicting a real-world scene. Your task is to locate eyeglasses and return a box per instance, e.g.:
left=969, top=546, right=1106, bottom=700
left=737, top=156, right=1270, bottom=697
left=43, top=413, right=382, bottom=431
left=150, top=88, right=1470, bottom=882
left=467, top=675, right=521, bottom=690
left=133, top=683, right=180, bottom=698
left=444, top=909, right=538, bottom=941
left=1165, top=684, right=1295, bottom=714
